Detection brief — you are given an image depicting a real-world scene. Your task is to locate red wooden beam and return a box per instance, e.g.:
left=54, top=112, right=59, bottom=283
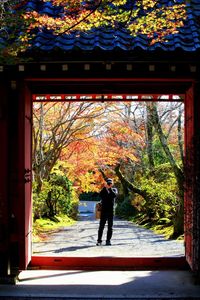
left=26, top=78, right=195, bottom=83
left=30, top=256, right=188, bottom=271
left=32, top=94, right=184, bottom=102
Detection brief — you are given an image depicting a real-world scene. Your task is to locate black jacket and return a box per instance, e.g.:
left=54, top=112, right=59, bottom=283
left=99, top=187, right=118, bottom=213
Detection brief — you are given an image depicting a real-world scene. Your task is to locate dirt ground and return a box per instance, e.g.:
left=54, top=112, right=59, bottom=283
left=32, top=213, right=184, bottom=257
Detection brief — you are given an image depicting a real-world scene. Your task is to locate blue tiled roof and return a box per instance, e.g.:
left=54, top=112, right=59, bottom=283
left=2, top=0, right=200, bottom=54
left=24, top=0, right=200, bottom=53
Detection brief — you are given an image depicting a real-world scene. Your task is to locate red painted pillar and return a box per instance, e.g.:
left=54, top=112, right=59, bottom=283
left=7, top=83, right=21, bottom=276
left=0, top=79, right=23, bottom=282
left=17, top=82, right=32, bottom=271
left=184, top=85, right=195, bottom=271
left=193, top=81, right=200, bottom=281
left=0, top=82, right=9, bottom=277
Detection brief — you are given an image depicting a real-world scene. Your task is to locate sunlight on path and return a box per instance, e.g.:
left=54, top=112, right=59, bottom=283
left=33, top=213, right=184, bottom=257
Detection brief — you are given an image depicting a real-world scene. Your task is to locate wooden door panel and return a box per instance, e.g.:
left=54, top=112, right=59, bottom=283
left=184, top=85, right=194, bottom=270
left=19, top=84, right=32, bottom=270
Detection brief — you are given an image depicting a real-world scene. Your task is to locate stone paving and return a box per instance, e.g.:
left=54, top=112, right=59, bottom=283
left=1, top=269, right=200, bottom=299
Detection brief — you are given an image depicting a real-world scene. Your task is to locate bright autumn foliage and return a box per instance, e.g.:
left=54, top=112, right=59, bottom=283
left=59, top=113, right=144, bottom=193
left=0, top=0, right=187, bottom=58
left=32, top=101, right=108, bottom=193
left=23, top=0, right=187, bottom=45
left=33, top=100, right=183, bottom=195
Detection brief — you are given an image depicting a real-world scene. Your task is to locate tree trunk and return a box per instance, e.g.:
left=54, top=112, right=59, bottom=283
left=146, top=103, right=155, bottom=173
left=178, top=105, right=184, bottom=165
left=46, top=191, right=55, bottom=217
left=115, top=164, right=149, bottom=200
left=149, top=103, right=184, bottom=237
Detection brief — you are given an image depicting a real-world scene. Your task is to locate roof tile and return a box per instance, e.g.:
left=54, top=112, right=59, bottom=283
left=27, top=0, right=200, bottom=52
left=3, top=0, right=200, bottom=54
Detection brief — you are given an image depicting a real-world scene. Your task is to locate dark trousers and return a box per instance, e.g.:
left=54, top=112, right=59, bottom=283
left=97, top=212, right=113, bottom=243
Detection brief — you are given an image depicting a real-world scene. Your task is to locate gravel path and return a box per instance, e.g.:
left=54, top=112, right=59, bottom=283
left=33, top=212, right=184, bottom=257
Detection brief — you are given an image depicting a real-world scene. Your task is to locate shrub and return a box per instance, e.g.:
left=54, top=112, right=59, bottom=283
left=115, top=196, right=137, bottom=218
left=33, top=174, right=79, bottom=220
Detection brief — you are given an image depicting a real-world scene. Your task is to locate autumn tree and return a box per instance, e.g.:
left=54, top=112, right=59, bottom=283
left=58, top=102, right=143, bottom=193
left=113, top=101, right=184, bottom=237
left=32, top=101, right=107, bottom=194
left=33, top=101, right=110, bottom=218
left=32, top=101, right=143, bottom=218
left=0, top=0, right=29, bottom=60
left=148, top=102, right=184, bottom=237
left=0, top=0, right=188, bottom=59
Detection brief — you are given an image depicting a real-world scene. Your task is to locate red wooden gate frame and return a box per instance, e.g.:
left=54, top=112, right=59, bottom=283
left=18, top=84, right=33, bottom=270
left=0, top=84, right=9, bottom=274
left=19, top=77, right=195, bottom=271
left=184, top=85, right=195, bottom=270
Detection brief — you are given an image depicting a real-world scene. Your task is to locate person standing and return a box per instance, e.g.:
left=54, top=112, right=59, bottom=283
left=96, top=178, right=118, bottom=246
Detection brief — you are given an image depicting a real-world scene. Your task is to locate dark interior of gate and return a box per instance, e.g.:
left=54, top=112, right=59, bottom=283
left=24, top=78, right=193, bottom=271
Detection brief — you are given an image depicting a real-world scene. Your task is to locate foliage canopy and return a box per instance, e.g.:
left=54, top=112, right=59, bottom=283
left=0, top=0, right=187, bottom=59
